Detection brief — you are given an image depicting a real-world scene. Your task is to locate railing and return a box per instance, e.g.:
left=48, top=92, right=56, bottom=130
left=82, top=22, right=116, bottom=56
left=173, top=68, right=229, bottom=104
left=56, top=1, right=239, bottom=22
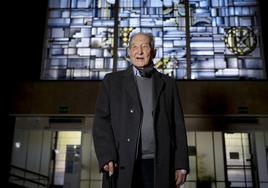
left=9, top=165, right=49, bottom=188
left=184, top=180, right=268, bottom=188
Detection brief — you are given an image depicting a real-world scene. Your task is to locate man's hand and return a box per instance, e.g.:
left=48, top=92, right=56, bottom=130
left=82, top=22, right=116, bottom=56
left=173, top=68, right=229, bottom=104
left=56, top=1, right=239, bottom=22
left=103, top=161, right=117, bottom=176
left=175, top=169, right=187, bottom=187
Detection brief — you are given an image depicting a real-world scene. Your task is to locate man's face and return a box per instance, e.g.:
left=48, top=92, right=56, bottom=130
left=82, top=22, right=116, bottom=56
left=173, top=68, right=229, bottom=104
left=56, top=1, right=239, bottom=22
left=128, top=34, right=155, bottom=68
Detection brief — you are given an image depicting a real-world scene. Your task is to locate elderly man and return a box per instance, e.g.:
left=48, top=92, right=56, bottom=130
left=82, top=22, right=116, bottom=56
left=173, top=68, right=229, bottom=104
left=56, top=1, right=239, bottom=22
left=93, top=32, right=189, bottom=188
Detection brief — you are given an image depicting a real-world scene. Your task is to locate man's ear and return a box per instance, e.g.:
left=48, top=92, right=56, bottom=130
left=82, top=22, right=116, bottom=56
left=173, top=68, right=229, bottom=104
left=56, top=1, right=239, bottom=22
left=152, top=49, right=157, bottom=58
left=127, top=47, right=131, bottom=57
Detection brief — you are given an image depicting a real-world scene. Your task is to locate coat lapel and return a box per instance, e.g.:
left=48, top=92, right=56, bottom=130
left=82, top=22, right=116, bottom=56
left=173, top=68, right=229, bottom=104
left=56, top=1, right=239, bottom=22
left=153, top=70, right=165, bottom=112
left=123, top=66, right=141, bottom=106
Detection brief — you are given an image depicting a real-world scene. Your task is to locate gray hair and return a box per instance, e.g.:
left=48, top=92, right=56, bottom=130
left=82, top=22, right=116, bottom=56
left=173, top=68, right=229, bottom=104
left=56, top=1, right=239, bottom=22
left=128, top=32, right=155, bottom=49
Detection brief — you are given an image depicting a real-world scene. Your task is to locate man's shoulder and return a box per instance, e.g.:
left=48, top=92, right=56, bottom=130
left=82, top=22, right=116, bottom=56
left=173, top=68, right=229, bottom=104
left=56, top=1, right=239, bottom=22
left=103, top=69, right=128, bottom=81
left=155, top=70, right=176, bottom=82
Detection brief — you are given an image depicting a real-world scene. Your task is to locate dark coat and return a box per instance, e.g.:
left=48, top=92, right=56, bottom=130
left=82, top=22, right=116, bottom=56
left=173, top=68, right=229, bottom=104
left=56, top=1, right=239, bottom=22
left=93, top=66, right=189, bottom=188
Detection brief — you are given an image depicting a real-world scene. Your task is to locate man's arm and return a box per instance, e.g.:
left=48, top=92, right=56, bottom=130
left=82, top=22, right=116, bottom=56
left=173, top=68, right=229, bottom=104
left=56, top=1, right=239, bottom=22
left=92, top=78, right=117, bottom=173
left=171, top=79, right=189, bottom=186
left=172, top=79, right=189, bottom=172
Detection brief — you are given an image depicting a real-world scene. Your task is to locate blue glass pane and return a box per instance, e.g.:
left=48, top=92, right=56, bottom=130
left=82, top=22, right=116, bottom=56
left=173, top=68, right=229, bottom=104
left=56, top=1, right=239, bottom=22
left=120, top=0, right=163, bottom=7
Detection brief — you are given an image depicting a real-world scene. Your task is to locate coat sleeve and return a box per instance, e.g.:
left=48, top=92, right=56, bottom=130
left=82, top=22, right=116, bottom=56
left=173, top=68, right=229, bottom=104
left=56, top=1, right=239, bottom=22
left=172, top=79, right=190, bottom=173
left=92, top=76, right=117, bottom=171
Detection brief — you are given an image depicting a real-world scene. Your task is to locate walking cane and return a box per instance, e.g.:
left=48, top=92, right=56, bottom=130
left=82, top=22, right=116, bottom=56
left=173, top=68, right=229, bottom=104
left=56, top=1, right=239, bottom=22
left=109, top=174, right=114, bottom=188
left=108, top=171, right=115, bottom=188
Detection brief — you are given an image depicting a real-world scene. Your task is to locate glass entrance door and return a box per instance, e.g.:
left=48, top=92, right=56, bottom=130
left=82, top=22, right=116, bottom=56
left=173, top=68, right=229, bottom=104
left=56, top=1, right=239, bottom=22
left=224, top=133, right=255, bottom=188
left=50, top=131, right=81, bottom=188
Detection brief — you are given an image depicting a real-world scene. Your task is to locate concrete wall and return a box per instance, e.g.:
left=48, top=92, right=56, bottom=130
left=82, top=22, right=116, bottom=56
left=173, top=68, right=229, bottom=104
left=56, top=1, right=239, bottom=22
left=11, top=81, right=268, bottom=115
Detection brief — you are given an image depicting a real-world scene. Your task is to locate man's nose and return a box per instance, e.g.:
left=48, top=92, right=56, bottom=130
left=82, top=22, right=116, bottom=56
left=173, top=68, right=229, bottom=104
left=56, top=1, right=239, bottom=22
left=137, top=46, right=143, bottom=54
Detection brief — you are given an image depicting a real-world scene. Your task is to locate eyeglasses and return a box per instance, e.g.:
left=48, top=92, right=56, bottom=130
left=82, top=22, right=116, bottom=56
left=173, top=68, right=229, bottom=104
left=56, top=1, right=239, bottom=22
left=129, top=43, right=151, bottom=52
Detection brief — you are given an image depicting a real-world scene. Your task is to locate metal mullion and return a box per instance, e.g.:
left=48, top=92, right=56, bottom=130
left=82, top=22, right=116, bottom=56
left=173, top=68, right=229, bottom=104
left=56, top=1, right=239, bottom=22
left=112, top=0, right=119, bottom=72
left=185, top=0, right=191, bottom=79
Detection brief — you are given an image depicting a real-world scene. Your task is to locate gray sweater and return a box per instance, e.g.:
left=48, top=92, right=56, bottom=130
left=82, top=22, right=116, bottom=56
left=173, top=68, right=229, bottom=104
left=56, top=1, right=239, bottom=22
left=136, top=76, right=155, bottom=159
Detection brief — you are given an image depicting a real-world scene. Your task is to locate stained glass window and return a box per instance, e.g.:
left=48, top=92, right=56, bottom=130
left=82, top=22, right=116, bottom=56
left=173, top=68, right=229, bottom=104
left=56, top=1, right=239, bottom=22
left=188, top=0, right=264, bottom=79
left=117, top=0, right=187, bottom=78
left=41, top=0, right=265, bottom=80
left=42, top=0, right=115, bottom=80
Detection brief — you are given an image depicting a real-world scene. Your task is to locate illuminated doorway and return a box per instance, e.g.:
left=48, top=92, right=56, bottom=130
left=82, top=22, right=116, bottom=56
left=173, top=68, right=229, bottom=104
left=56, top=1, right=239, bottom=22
left=224, top=133, right=255, bottom=188
left=50, top=131, right=81, bottom=188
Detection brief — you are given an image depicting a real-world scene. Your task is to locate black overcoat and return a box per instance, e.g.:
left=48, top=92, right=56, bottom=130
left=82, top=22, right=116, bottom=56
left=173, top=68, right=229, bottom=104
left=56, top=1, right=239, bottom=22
left=93, top=66, right=189, bottom=188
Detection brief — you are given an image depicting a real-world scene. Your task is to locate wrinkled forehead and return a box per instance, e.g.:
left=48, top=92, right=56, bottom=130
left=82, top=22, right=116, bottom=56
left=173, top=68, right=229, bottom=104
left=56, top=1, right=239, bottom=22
left=131, top=34, right=151, bottom=44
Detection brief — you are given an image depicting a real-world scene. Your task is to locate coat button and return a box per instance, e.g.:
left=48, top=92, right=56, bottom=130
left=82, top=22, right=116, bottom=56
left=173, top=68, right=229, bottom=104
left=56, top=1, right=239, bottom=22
left=130, top=109, right=134, bottom=113
left=127, top=138, right=130, bottom=142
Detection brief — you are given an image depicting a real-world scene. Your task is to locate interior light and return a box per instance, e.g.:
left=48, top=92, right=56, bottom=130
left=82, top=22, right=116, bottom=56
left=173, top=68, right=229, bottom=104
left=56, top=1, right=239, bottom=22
left=15, top=142, right=21, bottom=149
